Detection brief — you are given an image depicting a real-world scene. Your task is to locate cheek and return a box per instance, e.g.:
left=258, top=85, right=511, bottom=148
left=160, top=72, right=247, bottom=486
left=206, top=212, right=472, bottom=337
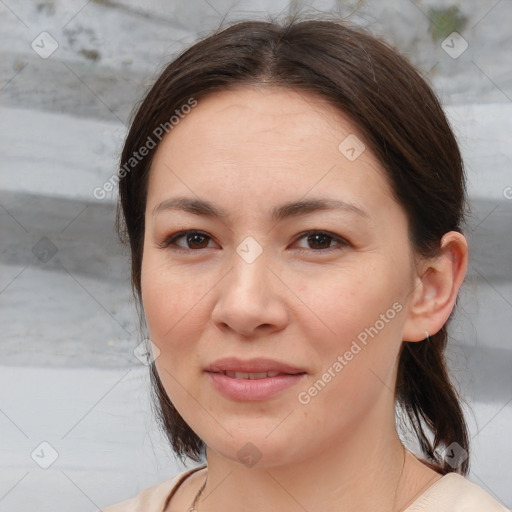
left=141, top=258, right=206, bottom=415
left=295, top=264, right=407, bottom=400
left=141, top=250, right=204, bottom=340
left=140, top=260, right=200, bottom=382
left=297, top=263, right=405, bottom=345
left=297, top=297, right=404, bottom=434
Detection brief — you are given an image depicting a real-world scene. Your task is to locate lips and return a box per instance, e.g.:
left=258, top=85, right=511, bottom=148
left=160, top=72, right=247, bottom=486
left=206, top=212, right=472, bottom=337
left=204, top=357, right=307, bottom=401
left=204, top=357, right=307, bottom=376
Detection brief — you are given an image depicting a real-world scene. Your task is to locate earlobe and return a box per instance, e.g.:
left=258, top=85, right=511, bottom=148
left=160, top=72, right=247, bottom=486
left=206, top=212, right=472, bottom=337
left=402, top=231, right=468, bottom=342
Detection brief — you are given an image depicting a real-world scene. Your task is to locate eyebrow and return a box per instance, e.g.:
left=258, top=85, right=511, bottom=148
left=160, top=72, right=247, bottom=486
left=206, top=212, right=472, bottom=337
left=152, top=196, right=369, bottom=222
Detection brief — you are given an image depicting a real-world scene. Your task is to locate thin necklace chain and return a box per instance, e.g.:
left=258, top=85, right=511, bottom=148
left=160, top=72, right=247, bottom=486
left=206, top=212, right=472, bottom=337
left=188, top=473, right=207, bottom=512
left=188, top=449, right=407, bottom=512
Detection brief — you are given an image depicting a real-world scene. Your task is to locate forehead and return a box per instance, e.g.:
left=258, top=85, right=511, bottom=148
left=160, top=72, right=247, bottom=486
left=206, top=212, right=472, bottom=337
left=147, top=85, right=396, bottom=220
left=166, top=85, right=352, bottom=148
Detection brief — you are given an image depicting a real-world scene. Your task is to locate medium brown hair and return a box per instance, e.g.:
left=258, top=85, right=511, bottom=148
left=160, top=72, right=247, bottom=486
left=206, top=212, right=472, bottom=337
left=116, top=15, right=470, bottom=474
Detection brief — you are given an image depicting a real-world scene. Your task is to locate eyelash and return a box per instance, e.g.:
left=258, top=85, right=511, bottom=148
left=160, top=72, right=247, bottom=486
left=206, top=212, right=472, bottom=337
left=158, top=230, right=350, bottom=254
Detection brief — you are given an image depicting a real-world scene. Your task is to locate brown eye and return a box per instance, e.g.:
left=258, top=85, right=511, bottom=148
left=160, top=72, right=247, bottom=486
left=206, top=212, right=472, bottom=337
left=184, top=232, right=210, bottom=249
left=293, top=230, right=349, bottom=253
left=306, top=233, right=334, bottom=250
left=160, top=230, right=216, bottom=251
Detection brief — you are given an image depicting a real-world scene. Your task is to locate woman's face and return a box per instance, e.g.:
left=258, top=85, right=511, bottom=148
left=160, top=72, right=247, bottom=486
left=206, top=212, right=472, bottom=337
left=141, top=86, right=420, bottom=466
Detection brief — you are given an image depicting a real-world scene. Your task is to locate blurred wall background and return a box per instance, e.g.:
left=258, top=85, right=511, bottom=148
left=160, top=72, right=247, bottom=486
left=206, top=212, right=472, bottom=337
left=0, top=1, right=511, bottom=510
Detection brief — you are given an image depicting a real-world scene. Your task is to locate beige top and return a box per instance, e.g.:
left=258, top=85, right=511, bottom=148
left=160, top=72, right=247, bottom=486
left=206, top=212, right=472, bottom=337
left=101, top=464, right=509, bottom=512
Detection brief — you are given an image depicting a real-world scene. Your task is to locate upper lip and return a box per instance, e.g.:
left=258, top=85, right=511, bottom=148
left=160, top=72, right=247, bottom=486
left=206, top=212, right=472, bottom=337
left=205, top=357, right=307, bottom=374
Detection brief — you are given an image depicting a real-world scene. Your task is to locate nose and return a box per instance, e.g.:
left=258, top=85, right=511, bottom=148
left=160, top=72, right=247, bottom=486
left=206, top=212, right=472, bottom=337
left=211, top=251, right=288, bottom=338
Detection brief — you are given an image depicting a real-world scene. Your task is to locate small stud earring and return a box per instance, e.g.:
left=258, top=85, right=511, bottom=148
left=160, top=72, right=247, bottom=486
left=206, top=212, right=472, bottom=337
left=425, top=331, right=429, bottom=340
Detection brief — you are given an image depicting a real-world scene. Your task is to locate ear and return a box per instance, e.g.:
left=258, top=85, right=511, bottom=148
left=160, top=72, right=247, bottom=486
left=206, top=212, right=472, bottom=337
left=402, top=231, right=468, bottom=342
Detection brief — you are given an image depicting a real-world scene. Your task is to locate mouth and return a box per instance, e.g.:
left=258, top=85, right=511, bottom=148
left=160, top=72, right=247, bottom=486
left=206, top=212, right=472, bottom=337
left=211, top=370, right=306, bottom=380
left=204, top=356, right=307, bottom=376
left=204, top=357, right=307, bottom=401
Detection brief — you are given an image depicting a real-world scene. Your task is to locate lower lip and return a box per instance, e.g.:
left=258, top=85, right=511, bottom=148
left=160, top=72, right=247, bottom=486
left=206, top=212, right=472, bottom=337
left=205, top=372, right=306, bottom=401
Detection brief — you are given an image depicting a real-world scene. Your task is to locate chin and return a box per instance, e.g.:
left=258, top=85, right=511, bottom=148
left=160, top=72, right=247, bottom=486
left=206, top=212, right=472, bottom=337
left=204, top=429, right=314, bottom=469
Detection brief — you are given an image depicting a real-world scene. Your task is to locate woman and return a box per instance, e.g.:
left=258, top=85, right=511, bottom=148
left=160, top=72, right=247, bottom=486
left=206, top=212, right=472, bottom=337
left=104, top=16, right=509, bottom=512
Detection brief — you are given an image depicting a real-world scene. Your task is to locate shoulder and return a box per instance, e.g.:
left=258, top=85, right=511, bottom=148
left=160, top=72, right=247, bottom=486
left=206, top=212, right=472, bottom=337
left=406, top=472, right=510, bottom=512
left=101, top=467, right=201, bottom=512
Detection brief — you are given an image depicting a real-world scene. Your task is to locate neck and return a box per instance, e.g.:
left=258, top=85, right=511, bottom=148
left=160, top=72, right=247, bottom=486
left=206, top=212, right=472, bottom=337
left=195, top=406, right=439, bottom=512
